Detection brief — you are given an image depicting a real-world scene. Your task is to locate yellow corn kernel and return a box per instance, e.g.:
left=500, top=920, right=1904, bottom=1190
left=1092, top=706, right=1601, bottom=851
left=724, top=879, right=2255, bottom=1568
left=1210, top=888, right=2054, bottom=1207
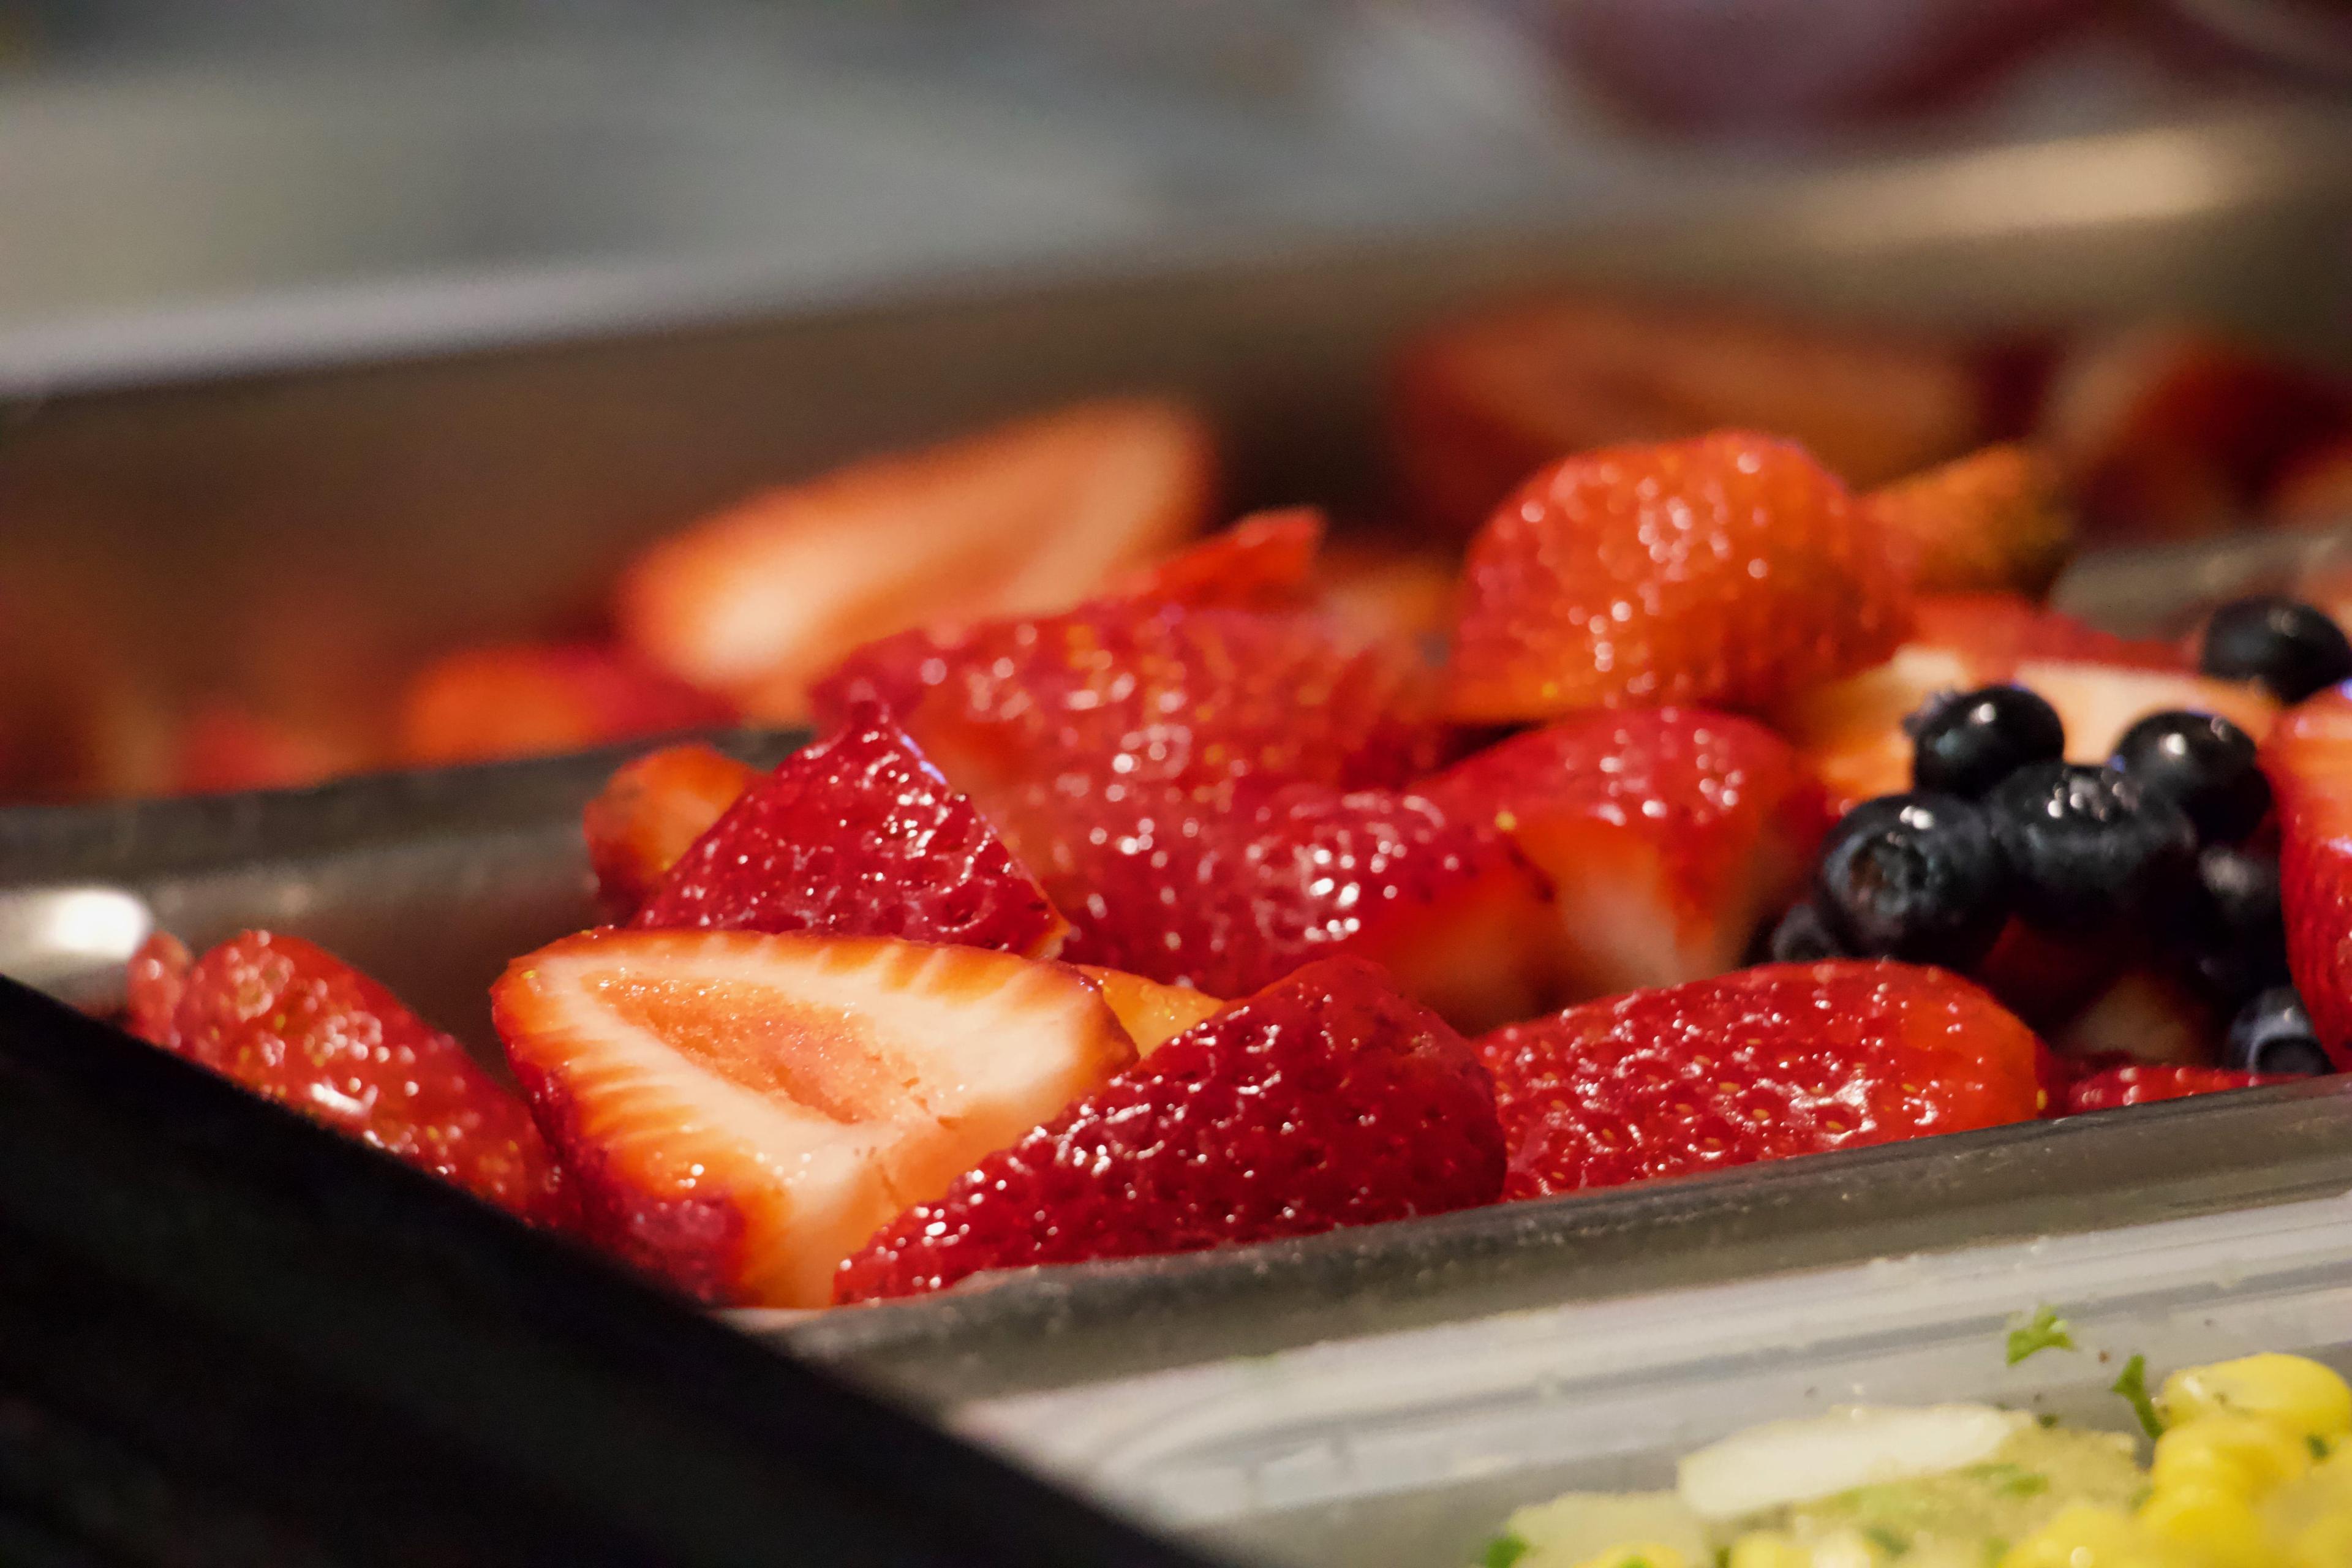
left=2160, top=1355, right=2352, bottom=1442
left=1724, top=1538, right=1809, bottom=1568
left=1567, top=1546, right=1687, bottom=1568
left=2138, top=1483, right=2274, bottom=1568
left=2151, top=1412, right=2313, bottom=1500
left=2002, top=1503, right=2167, bottom=1567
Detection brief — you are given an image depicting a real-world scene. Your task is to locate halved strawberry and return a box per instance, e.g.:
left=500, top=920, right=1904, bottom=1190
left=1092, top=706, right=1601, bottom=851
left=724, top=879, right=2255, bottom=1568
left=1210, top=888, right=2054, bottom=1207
left=630, top=706, right=1066, bottom=958
left=582, top=744, right=761, bottom=919
left=2017, top=660, right=2278, bottom=765
left=1477, top=960, right=2041, bottom=1200
left=1390, top=295, right=1986, bottom=535
left=1423, top=708, right=1825, bottom=998
left=1011, top=779, right=1555, bottom=1033
left=1864, top=443, right=2073, bottom=596
left=135, top=930, right=573, bottom=1227
left=616, top=400, right=1216, bottom=724
left=2272, top=434, right=2352, bottom=527
left=1106, top=507, right=1324, bottom=608
left=833, top=956, right=1504, bottom=1302
left=1076, top=967, right=1223, bottom=1055
left=1447, top=431, right=1910, bottom=722
left=396, top=643, right=734, bottom=767
left=2050, top=968, right=2220, bottom=1068
left=492, top=929, right=1134, bottom=1307
left=2264, top=688, right=2352, bottom=1066
left=170, top=703, right=365, bottom=794
left=1313, top=538, right=1460, bottom=657
left=2062, top=1063, right=2279, bottom=1114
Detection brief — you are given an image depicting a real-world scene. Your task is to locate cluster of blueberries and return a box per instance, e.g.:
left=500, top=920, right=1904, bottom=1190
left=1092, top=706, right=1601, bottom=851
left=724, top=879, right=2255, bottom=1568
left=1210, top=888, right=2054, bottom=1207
left=1771, top=596, right=2352, bottom=1079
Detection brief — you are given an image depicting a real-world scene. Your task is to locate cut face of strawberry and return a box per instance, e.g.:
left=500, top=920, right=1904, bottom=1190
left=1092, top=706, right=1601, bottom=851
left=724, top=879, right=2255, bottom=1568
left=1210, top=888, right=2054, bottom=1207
left=2049, top=968, right=2220, bottom=1068
left=136, top=930, right=574, bottom=1227
left=2062, top=1063, right=2278, bottom=1114
left=493, top=929, right=1134, bottom=1307
left=1447, top=431, right=1910, bottom=723
left=2264, top=688, right=2352, bottom=1067
left=396, top=643, right=735, bottom=767
left=582, top=743, right=760, bottom=919
left=834, top=956, right=1504, bottom=1302
left=1477, top=960, right=2042, bottom=1200
left=1390, top=295, right=1986, bottom=535
left=1106, top=508, right=1324, bottom=608
left=1074, top=967, right=1223, bottom=1055
left=616, top=400, right=1216, bottom=723
left=2018, top=661, right=2278, bottom=767
left=1423, top=708, right=1825, bottom=998
left=630, top=707, right=1067, bottom=959
left=1864, top=443, right=2073, bottom=597
left=1012, top=779, right=1555, bottom=1034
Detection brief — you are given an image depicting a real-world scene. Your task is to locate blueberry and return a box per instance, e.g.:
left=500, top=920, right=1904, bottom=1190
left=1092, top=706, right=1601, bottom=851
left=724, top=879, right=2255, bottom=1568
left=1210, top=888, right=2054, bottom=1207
left=1907, top=685, right=2067, bottom=799
left=2111, top=710, right=2270, bottom=844
left=1985, top=761, right=2197, bottom=928
left=1765, top=902, right=1851, bottom=964
left=2225, top=986, right=2333, bottom=1077
left=2199, top=596, right=2352, bottom=703
left=1812, top=793, right=2008, bottom=968
left=2169, top=846, right=2290, bottom=1008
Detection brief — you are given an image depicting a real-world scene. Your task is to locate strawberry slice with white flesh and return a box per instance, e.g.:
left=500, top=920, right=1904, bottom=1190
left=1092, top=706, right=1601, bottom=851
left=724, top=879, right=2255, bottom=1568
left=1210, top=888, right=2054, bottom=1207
left=492, top=929, right=1135, bottom=1308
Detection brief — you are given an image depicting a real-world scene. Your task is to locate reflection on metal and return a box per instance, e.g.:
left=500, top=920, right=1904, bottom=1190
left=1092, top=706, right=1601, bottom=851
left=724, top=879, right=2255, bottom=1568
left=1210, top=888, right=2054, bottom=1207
left=0, top=884, right=153, bottom=1010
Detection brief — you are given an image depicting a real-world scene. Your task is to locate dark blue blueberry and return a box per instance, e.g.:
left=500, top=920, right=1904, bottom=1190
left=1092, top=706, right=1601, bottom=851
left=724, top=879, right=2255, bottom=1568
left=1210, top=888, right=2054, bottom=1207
left=1765, top=902, right=1851, bottom=964
left=2170, top=846, right=2290, bottom=1009
left=2111, top=710, right=2270, bottom=845
left=1985, top=761, right=2197, bottom=929
left=1907, top=684, right=2067, bottom=800
left=2199, top=596, right=2352, bottom=704
left=1812, top=793, right=2008, bottom=968
left=2225, top=987, right=2333, bottom=1077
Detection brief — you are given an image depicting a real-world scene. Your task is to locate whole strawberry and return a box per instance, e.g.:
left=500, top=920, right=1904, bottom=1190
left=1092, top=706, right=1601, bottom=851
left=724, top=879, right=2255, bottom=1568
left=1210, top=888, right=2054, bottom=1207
left=1477, top=960, right=2041, bottom=1200
left=834, top=956, right=1505, bottom=1302
left=1447, top=431, right=1909, bottom=722
left=2265, top=686, right=2352, bottom=1066
left=630, top=704, right=1067, bottom=957
left=127, top=930, right=574, bottom=1227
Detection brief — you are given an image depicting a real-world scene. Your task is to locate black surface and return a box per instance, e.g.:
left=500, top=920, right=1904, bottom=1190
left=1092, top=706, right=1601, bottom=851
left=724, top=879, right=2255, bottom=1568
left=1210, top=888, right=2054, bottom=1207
left=0, top=975, right=1225, bottom=1568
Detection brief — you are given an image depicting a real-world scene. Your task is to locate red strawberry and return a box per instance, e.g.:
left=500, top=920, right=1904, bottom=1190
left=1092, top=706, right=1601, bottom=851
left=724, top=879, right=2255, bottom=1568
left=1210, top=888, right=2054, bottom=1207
left=396, top=643, right=734, bottom=767
left=493, top=929, right=1133, bottom=1307
left=2265, top=687, right=2352, bottom=1066
left=1011, top=779, right=1555, bottom=1034
left=1864, top=443, right=2073, bottom=597
left=630, top=706, right=1067, bottom=958
left=813, top=601, right=1445, bottom=801
left=2062, top=1063, right=2279, bottom=1114
left=1314, top=538, right=1460, bottom=656
left=581, top=743, right=760, bottom=919
left=2272, top=434, right=2352, bottom=527
left=171, top=704, right=363, bottom=794
left=1423, top=709, right=1825, bottom=998
left=1447, top=432, right=1910, bottom=723
left=833, top=956, right=1504, bottom=1302
left=1076, top=967, right=1224, bottom=1055
left=617, top=400, right=1216, bottom=724
left=1477, top=960, right=2041, bottom=1200
left=1107, top=508, right=1324, bottom=608
left=139, top=930, right=573, bottom=1226
left=2051, top=968, right=2221, bottom=1069
left=1390, top=295, right=1987, bottom=535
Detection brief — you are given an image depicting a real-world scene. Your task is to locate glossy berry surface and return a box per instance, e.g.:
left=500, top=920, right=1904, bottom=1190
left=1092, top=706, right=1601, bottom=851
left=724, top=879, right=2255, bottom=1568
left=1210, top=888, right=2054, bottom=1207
left=834, top=957, right=1505, bottom=1302
left=1812, top=793, right=2009, bottom=968
left=2063, top=1063, right=2279, bottom=1114
left=1984, top=761, right=2196, bottom=927
left=1766, top=903, right=1850, bottom=964
left=1907, top=684, right=2065, bottom=799
left=2225, top=987, right=2333, bottom=1077
left=2199, top=595, right=2352, bottom=704
left=2172, top=845, right=2290, bottom=1008
left=2111, top=709, right=2271, bottom=845
left=1476, top=961, right=2042, bottom=1199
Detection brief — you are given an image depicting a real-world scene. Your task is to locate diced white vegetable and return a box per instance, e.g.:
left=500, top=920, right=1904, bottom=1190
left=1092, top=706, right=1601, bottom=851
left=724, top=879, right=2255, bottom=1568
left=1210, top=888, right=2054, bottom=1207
left=1677, top=1404, right=2028, bottom=1521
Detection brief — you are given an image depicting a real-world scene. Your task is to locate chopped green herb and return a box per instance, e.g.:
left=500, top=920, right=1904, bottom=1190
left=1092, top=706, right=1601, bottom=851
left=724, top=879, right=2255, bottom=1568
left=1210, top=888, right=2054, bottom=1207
left=1963, top=1461, right=2051, bottom=1498
left=2036, top=1412, right=2060, bottom=1428
left=2005, top=1305, right=2078, bottom=1366
left=2113, top=1354, right=2165, bottom=1441
left=2313, top=1433, right=2332, bottom=1461
left=1863, top=1524, right=1910, bottom=1556
left=1480, top=1533, right=1530, bottom=1568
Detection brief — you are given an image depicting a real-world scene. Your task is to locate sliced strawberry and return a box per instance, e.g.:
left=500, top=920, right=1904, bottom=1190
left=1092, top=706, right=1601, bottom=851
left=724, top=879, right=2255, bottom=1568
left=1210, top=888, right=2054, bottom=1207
left=1971, top=918, right=2128, bottom=1033
left=148, top=930, right=573, bottom=1226
left=1447, top=431, right=1910, bottom=722
left=1390, top=295, right=1986, bottom=534
left=1313, top=538, right=1460, bottom=656
left=630, top=706, right=1067, bottom=958
left=1012, top=779, right=1554, bottom=1034
left=1477, top=960, right=2041, bottom=1200
left=1909, top=593, right=2187, bottom=676
left=1423, top=709, right=1825, bottom=998
left=1864, top=443, right=2073, bottom=596
left=813, top=600, right=1445, bottom=801
left=616, top=400, right=1216, bottom=724
left=2272, top=434, right=2352, bottom=527
left=493, top=929, right=1133, bottom=1306
left=396, top=642, right=734, bottom=767
left=2062, top=1063, right=2279, bottom=1114
left=2017, top=660, right=2278, bottom=765
left=2050, top=968, right=2220, bottom=1068
left=1107, top=508, right=1324, bottom=608
left=2264, top=688, right=2352, bottom=1066
left=171, top=704, right=364, bottom=794
left=1075, top=967, right=1223, bottom=1055
left=833, top=956, right=1504, bottom=1302
left=582, top=743, right=760, bottom=919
